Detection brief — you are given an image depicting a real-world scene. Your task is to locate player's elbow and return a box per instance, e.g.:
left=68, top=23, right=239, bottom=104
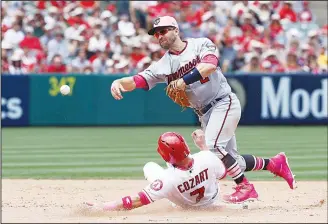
left=205, top=63, right=217, bottom=73
left=198, top=63, right=217, bottom=78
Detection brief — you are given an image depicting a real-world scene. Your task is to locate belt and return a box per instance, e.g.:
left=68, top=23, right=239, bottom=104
left=194, top=97, right=223, bottom=116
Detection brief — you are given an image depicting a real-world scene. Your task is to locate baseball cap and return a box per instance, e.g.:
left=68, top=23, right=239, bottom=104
left=148, top=16, right=179, bottom=35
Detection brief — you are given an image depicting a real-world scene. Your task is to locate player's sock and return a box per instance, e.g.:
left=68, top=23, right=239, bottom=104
left=222, top=153, right=246, bottom=184
left=241, top=155, right=270, bottom=171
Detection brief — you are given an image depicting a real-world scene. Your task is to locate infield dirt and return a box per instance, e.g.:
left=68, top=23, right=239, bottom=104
left=2, top=180, right=327, bottom=223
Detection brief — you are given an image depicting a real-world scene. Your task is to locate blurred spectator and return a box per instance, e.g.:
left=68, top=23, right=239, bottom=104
left=262, top=49, right=285, bottom=73
left=66, top=7, right=91, bottom=29
left=19, top=26, right=43, bottom=51
left=307, top=30, right=321, bottom=52
left=130, top=43, right=147, bottom=67
left=284, top=50, right=302, bottom=73
left=3, top=21, right=25, bottom=48
left=44, top=6, right=60, bottom=28
left=240, top=13, right=258, bottom=35
left=83, top=66, right=94, bottom=75
left=220, top=38, right=237, bottom=73
left=279, top=1, right=297, bottom=23
left=298, top=43, right=310, bottom=66
left=1, top=5, right=15, bottom=28
left=88, top=28, right=108, bottom=52
left=67, top=34, right=85, bottom=61
left=256, top=1, right=272, bottom=25
left=231, top=49, right=246, bottom=72
left=240, top=53, right=262, bottom=73
left=261, top=60, right=273, bottom=73
left=47, top=54, right=67, bottom=73
left=269, top=14, right=283, bottom=38
left=136, top=56, right=152, bottom=72
left=200, top=11, right=220, bottom=38
left=129, top=1, right=156, bottom=29
left=1, top=48, right=10, bottom=73
left=92, top=51, right=112, bottom=74
left=8, top=53, right=27, bottom=75
left=298, top=1, right=313, bottom=23
left=117, top=14, right=136, bottom=37
left=110, top=35, right=123, bottom=55
left=20, top=47, right=37, bottom=73
left=70, top=50, right=91, bottom=73
left=32, top=11, right=47, bottom=37
left=40, top=24, right=54, bottom=49
left=114, top=57, right=130, bottom=74
left=303, top=50, right=321, bottom=74
left=318, top=47, right=328, bottom=68
left=47, top=30, right=69, bottom=63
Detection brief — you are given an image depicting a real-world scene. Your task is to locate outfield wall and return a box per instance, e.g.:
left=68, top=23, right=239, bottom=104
left=1, top=74, right=327, bottom=126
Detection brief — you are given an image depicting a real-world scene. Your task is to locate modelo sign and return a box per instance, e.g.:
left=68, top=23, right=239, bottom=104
left=1, top=75, right=29, bottom=126
left=261, top=76, right=328, bottom=124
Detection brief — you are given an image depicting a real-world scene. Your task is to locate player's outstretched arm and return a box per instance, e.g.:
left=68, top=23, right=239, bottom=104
left=85, top=193, right=148, bottom=211
left=110, top=77, right=136, bottom=100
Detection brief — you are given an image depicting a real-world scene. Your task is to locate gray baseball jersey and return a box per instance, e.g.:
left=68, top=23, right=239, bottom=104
left=139, top=37, right=232, bottom=110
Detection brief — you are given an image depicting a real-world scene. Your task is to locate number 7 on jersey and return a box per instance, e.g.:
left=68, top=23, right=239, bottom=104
left=190, top=186, right=205, bottom=203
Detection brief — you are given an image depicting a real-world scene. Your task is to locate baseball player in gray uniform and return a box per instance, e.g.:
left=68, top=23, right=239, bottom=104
left=111, top=16, right=296, bottom=203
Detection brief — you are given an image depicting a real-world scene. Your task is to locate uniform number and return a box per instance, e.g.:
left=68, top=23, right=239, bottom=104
left=190, top=186, right=205, bottom=203
left=200, top=77, right=209, bottom=84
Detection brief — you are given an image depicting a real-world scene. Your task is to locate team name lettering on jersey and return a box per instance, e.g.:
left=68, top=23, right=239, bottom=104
left=177, top=168, right=209, bottom=193
left=167, top=56, right=201, bottom=83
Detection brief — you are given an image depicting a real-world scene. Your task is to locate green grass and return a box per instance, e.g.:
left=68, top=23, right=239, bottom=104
left=1, top=126, right=327, bottom=180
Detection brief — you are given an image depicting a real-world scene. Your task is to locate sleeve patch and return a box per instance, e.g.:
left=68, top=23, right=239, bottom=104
left=150, top=179, right=163, bottom=191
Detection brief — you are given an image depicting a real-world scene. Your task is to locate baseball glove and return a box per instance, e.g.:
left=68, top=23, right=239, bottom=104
left=165, top=83, right=191, bottom=110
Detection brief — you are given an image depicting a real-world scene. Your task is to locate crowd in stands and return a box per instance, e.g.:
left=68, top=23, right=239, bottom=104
left=1, top=1, right=327, bottom=75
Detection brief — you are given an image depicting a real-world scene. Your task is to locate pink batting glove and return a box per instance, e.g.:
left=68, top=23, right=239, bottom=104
left=191, top=129, right=208, bottom=151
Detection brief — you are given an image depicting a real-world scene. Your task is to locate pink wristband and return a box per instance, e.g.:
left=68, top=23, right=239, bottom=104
left=122, top=196, right=133, bottom=210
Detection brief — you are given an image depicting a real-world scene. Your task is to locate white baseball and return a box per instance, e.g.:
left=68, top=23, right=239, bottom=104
left=60, top=85, right=70, bottom=95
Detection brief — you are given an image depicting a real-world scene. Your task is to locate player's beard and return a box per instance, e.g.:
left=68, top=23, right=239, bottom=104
left=159, top=35, right=177, bottom=50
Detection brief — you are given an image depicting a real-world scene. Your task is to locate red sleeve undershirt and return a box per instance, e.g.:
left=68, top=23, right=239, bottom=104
left=133, top=54, right=218, bottom=89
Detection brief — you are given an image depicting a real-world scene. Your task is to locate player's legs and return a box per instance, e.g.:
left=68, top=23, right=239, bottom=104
left=225, top=135, right=270, bottom=172
left=143, top=162, right=165, bottom=183
left=226, top=134, right=296, bottom=189
left=204, top=93, right=247, bottom=184
left=202, top=93, right=258, bottom=203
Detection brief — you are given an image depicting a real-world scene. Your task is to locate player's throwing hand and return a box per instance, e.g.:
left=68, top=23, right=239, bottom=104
left=111, top=80, right=128, bottom=100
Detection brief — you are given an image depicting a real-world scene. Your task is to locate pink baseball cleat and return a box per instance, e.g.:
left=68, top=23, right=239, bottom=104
left=222, top=182, right=259, bottom=203
left=267, top=152, right=296, bottom=189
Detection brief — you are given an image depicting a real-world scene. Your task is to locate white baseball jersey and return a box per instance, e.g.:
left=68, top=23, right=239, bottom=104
left=141, top=151, right=226, bottom=208
left=139, top=37, right=232, bottom=110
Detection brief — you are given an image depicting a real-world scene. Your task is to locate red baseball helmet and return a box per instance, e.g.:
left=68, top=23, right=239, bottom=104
left=157, top=132, right=190, bottom=164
